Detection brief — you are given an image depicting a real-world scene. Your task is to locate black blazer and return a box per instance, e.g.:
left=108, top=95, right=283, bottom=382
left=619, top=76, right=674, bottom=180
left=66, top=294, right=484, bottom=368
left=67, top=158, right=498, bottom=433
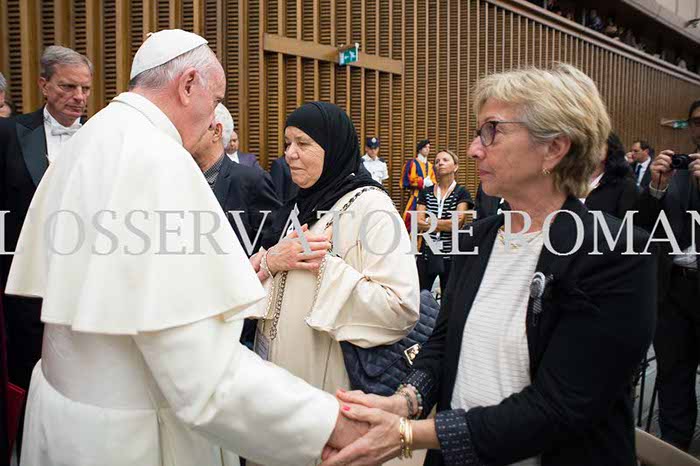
left=213, top=155, right=281, bottom=257
left=269, top=156, right=299, bottom=203
left=0, top=108, right=49, bottom=284
left=0, top=108, right=56, bottom=391
left=409, top=197, right=656, bottom=466
left=637, top=170, right=700, bottom=303
left=585, top=172, right=639, bottom=219
left=632, top=161, right=652, bottom=189
left=474, top=183, right=509, bottom=220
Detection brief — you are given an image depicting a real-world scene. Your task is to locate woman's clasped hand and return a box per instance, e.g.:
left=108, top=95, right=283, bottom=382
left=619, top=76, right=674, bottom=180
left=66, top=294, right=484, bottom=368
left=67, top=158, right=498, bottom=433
left=321, top=389, right=436, bottom=466
left=251, top=224, right=331, bottom=280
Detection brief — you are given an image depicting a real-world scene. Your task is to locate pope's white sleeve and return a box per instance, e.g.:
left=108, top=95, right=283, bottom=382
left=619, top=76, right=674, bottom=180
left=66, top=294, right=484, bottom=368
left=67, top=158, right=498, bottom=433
left=133, top=316, right=339, bottom=466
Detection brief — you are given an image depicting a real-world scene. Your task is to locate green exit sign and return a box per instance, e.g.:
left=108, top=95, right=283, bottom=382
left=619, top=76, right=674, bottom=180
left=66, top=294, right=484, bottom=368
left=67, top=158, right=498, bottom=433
left=339, top=43, right=359, bottom=66
left=661, top=119, right=689, bottom=129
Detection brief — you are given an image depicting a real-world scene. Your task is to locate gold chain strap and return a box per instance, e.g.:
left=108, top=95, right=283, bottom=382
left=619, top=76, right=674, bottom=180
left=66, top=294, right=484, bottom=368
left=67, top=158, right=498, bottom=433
left=266, top=186, right=386, bottom=340
left=268, top=270, right=288, bottom=341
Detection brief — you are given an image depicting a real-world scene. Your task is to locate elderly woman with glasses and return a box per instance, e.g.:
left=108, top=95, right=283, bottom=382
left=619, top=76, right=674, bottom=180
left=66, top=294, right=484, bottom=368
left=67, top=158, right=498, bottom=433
left=327, top=64, right=656, bottom=466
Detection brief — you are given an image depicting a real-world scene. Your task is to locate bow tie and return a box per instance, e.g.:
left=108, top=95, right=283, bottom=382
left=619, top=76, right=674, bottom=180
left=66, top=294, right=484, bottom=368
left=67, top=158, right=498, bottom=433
left=51, top=125, right=80, bottom=137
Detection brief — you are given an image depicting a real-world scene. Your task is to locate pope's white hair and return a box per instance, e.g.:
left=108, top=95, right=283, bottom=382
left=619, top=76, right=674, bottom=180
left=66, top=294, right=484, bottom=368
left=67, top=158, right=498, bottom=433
left=129, top=44, right=219, bottom=90
left=214, top=103, right=235, bottom=148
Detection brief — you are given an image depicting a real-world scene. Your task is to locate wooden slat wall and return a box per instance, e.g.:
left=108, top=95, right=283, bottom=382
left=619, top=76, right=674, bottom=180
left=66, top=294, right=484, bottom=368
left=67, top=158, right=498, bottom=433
left=3, top=0, right=700, bottom=204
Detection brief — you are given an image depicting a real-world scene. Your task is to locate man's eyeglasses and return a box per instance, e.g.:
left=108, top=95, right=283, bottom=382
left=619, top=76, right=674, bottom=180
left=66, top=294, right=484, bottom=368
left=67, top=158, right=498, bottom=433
left=476, top=120, right=526, bottom=146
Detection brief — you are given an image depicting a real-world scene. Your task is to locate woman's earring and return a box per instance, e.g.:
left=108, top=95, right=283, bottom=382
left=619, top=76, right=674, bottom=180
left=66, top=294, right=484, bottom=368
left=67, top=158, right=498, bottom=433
left=542, top=167, right=551, bottom=175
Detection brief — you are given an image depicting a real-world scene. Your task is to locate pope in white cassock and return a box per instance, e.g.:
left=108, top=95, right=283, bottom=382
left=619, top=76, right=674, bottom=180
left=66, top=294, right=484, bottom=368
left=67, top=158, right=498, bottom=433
left=5, top=30, right=363, bottom=466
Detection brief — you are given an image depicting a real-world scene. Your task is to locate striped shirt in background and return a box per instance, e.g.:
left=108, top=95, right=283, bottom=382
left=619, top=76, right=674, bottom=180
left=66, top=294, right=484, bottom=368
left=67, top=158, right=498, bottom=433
left=417, top=184, right=473, bottom=256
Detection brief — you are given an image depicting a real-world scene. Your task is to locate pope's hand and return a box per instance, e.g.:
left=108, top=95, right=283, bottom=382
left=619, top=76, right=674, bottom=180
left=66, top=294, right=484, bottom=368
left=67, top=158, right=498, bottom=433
left=325, top=404, right=369, bottom=454
left=322, top=405, right=402, bottom=466
left=249, top=250, right=267, bottom=282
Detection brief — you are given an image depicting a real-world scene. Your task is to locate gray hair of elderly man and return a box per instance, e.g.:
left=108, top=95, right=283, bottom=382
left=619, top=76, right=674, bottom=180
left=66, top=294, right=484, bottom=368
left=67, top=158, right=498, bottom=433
left=128, top=44, right=220, bottom=90
left=214, top=103, right=235, bottom=148
left=0, top=72, right=6, bottom=93
left=40, top=45, right=93, bottom=80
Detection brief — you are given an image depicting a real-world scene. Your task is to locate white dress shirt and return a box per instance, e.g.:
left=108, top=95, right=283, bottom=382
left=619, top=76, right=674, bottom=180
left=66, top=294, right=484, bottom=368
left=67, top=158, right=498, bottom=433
left=227, top=150, right=240, bottom=163
left=43, top=107, right=82, bottom=163
left=635, top=157, right=651, bottom=186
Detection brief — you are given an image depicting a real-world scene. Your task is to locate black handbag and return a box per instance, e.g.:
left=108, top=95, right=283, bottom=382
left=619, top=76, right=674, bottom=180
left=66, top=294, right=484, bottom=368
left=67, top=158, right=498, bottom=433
left=340, top=289, right=440, bottom=396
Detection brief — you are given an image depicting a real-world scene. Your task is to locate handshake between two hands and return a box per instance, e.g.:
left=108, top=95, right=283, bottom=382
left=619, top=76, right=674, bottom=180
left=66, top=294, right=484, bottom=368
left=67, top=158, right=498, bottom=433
left=322, top=389, right=408, bottom=466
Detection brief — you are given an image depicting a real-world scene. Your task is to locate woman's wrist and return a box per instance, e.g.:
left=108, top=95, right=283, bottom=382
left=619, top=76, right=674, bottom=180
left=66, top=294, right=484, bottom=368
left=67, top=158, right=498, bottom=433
left=261, top=248, right=276, bottom=277
left=396, top=384, right=422, bottom=419
left=390, top=394, right=410, bottom=417
left=411, top=419, right=440, bottom=451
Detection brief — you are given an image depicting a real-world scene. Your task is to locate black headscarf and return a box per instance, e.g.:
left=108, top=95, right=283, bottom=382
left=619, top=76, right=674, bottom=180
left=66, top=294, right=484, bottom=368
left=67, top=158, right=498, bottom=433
left=263, top=102, right=384, bottom=247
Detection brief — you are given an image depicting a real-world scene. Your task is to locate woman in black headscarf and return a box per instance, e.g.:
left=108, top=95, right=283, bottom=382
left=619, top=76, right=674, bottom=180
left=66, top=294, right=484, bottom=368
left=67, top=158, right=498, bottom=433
left=248, top=103, right=419, bottom=422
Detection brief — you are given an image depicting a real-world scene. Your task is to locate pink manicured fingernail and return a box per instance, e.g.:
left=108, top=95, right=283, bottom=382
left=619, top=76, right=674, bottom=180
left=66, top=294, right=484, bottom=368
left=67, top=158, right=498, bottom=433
left=342, top=406, right=351, bottom=411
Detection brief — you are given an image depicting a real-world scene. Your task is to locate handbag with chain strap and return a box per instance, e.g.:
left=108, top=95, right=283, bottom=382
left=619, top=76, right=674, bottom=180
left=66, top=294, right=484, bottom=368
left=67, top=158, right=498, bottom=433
left=263, top=187, right=439, bottom=396
left=341, top=289, right=439, bottom=396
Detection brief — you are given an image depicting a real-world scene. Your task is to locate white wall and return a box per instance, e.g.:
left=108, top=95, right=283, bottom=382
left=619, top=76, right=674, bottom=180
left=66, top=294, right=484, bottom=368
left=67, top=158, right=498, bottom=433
left=653, top=0, right=700, bottom=20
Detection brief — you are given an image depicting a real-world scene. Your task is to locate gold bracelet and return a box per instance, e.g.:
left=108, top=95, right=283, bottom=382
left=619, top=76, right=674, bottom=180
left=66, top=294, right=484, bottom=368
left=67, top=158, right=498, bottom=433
left=398, top=417, right=407, bottom=459
left=398, top=417, right=414, bottom=459
left=405, top=419, right=414, bottom=459
left=260, top=249, right=274, bottom=278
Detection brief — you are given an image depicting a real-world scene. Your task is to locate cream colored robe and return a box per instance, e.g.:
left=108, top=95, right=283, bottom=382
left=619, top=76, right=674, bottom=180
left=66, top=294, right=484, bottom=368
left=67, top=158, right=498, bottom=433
left=6, top=92, right=339, bottom=466
left=255, top=187, right=420, bottom=405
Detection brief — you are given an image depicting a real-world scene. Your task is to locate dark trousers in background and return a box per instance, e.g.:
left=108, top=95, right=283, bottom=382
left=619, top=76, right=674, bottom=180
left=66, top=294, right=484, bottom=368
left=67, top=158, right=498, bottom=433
left=416, top=257, right=452, bottom=293
left=654, top=266, right=700, bottom=451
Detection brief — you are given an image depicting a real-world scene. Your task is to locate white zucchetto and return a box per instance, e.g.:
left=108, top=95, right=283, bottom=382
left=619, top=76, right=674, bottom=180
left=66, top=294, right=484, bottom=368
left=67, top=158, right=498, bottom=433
left=130, top=29, right=208, bottom=80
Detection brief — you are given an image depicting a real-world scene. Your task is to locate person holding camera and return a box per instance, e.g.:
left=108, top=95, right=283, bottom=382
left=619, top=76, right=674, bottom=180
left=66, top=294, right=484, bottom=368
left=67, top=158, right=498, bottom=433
left=638, top=99, right=700, bottom=451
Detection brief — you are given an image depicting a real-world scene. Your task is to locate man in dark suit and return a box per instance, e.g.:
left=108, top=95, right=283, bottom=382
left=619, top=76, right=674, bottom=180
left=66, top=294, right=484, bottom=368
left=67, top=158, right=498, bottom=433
left=192, top=104, right=280, bottom=255
left=629, top=139, right=653, bottom=189
left=225, top=128, right=263, bottom=171
left=637, top=99, right=700, bottom=452
left=270, top=155, right=299, bottom=204
left=0, top=46, right=92, bottom=394
left=191, top=104, right=280, bottom=350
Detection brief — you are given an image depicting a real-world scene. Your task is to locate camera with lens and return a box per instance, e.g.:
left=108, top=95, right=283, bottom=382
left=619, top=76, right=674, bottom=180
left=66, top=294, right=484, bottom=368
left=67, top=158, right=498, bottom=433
left=671, top=154, right=691, bottom=170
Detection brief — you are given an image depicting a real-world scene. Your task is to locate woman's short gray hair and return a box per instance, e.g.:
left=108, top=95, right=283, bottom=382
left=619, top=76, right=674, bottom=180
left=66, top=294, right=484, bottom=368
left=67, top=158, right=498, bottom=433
left=214, top=103, right=235, bottom=148
left=473, top=63, right=611, bottom=198
left=129, top=44, right=219, bottom=90
left=40, top=46, right=93, bottom=80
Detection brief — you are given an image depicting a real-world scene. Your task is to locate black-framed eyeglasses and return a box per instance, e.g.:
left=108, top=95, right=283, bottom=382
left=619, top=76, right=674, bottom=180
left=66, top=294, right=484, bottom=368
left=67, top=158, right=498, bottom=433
left=476, top=120, right=526, bottom=147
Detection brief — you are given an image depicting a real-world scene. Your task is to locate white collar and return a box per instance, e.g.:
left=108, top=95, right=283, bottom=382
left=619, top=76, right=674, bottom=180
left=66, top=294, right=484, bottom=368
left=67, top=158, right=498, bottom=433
left=227, top=150, right=239, bottom=163
left=639, top=157, right=651, bottom=169
left=43, top=106, right=81, bottom=130
left=112, top=92, right=183, bottom=145
left=590, top=172, right=604, bottom=189
left=417, top=154, right=427, bottom=164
